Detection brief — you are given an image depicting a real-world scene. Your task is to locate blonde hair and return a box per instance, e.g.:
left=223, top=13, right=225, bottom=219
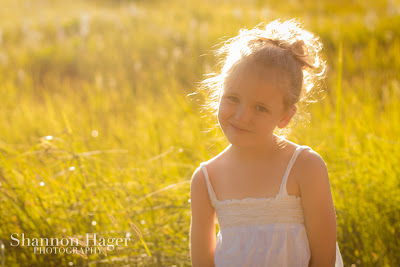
left=196, top=18, right=327, bottom=139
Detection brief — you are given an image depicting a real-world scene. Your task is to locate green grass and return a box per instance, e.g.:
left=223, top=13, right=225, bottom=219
left=0, top=0, right=400, bottom=266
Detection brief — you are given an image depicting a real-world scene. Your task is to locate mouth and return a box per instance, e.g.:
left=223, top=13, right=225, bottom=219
left=229, top=123, right=251, bottom=133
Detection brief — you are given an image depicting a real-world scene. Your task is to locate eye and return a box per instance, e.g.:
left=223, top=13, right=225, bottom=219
left=256, top=105, right=268, bottom=112
left=226, top=96, right=239, bottom=103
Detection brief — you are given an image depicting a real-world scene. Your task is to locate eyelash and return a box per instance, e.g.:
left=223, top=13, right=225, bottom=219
left=225, top=96, right=268, bottom=113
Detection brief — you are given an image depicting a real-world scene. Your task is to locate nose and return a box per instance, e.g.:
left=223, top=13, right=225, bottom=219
left=234, top=104, right=251, bottom=124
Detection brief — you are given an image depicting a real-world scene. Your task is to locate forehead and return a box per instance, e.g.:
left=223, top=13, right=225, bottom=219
left=224, top=62, right=288, bottom=103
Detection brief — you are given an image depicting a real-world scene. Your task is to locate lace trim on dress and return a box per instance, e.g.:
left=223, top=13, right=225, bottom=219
left=214, top=193, right=301, bottom=205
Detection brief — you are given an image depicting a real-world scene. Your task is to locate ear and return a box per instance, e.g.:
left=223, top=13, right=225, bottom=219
left=277, top=105, right=297, bottom=129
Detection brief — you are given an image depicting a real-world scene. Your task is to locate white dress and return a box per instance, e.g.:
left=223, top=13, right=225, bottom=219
left=200, top=145, right=344, bottom=267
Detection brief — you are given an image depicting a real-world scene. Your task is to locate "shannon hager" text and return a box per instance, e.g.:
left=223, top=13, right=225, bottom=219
left=10, top=233, right=131, bottom=250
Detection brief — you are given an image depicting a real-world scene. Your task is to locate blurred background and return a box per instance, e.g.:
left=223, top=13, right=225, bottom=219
left=0, top=0, right=399, bottom=266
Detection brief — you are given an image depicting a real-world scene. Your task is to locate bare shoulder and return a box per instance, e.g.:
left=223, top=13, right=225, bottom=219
left=191, top=165, right=204, bottom=183
left=298, top=148, right=327, bottom=170
left=296, top=149, right=332, bottom=204
left=295, top=147, right=331, bottom=196
left=190, top=164, right=215, bottom=210
left=190, top=165, right=207, bottom=196
left=197, top=148, right=231, bottom=180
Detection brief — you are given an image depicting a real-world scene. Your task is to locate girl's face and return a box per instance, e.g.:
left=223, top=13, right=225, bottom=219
left=217, top=65, right=295, bottom=148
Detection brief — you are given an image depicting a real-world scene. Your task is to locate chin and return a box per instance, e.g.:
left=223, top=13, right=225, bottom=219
left=224, top=134, right=255, bottom=147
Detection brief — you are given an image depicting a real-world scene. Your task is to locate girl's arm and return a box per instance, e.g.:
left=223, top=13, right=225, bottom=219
left=189, top=166, right=216, bottom=267
left=297, top=151, right=337, bottom=267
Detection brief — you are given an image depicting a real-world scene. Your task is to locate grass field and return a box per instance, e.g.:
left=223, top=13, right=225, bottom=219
left=0, top=0, right=400, bottom=266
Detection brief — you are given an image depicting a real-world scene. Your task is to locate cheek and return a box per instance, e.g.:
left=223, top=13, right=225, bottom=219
left=217, top=102, right=228, bottom=119
left=218, top=100, right=236, bottom=119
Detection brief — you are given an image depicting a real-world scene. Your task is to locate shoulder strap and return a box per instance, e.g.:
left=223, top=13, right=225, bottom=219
left=199, top=162, right=217, bottom=206
left=278, top=145, right=312, bottom=196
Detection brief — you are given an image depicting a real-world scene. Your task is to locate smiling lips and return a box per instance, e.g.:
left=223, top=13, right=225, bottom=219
left=230, top=123, right=251, bottom=133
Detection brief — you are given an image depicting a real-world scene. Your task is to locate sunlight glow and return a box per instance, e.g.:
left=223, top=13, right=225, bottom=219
left=80, top=13, right=90, bottom=37
left=91, top=130, right=99, bottom=137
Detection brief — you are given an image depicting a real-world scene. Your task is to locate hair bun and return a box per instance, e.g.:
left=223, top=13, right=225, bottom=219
left=252, top=37, right=315, bottom=69
left=289, top=40, right=315, bottom=69
left=290, top=40, right=306, bottom=56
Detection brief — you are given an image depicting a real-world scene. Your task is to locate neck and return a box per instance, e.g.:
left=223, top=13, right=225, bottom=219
left=227, top=134, right=285, bottom=163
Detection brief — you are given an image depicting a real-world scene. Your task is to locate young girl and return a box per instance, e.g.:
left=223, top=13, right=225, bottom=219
left=189, top=19, right=344, bottom=266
